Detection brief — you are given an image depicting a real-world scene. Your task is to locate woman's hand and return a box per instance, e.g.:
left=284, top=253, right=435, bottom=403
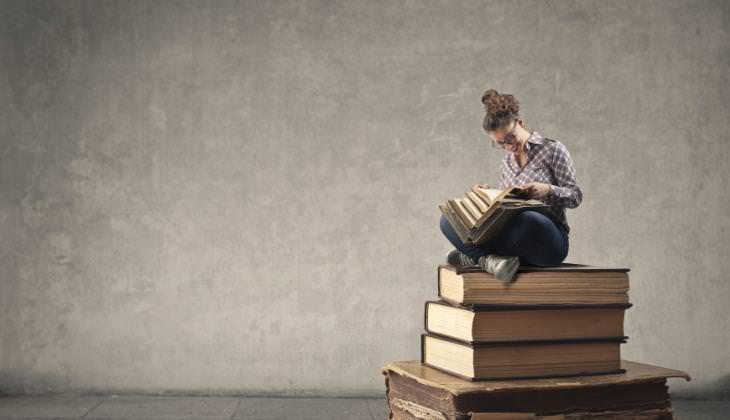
left=475, top=183, right=491, bottom=189
left=520, top=182, right=551, bottom=200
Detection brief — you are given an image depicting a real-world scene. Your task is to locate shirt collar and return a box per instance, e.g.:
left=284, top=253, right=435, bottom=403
left=502, top=131, right=547, bottom=167
left=524, top=131, right=545, bottom=152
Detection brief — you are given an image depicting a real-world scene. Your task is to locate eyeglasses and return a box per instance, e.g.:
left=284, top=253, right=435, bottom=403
left=488, top=120, right=519, bottom=149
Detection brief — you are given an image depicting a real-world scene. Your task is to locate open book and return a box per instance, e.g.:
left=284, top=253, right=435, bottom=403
left=439, top=185, right=550, bottom=245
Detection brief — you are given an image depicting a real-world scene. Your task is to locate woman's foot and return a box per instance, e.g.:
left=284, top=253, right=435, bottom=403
left=478, top=254, right=520, bottom=283
left=446, top=249, right=477, bottom=270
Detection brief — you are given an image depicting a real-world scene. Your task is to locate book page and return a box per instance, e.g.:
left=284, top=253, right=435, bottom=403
left=476, top=188, right=503, bottom=205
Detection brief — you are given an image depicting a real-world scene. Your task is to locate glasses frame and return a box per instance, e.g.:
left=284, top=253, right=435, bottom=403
left=489, top=119, right=519, bottom=149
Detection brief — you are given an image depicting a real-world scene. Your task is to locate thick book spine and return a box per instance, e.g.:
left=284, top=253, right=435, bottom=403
left=421, top=358, right=628, bottom=382
left=423, top=331, right=629, bottom=348
left=429, top=299, right=634, bottom=311
left=449, top=263, right=631, bottom=274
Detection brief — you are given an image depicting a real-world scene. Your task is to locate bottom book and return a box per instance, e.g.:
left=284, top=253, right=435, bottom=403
left=382, top=359, right=691, bottom=420
left=469, top=408, right=675, bottom=419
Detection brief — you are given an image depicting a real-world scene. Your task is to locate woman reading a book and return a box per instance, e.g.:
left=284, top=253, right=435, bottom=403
left=439, top=89, right=583, bottom=282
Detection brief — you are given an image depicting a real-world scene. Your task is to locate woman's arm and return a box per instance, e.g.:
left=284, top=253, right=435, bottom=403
left=545, top=142, right=583, bottom=208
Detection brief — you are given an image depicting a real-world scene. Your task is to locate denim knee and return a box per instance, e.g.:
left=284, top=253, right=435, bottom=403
left=512, top=210, right=546, bottom=229
left=528, top=247, right=568, bottom=266
left=440, top=214, right=464, bottom=249
left=439, top=214, right=452, bottom=237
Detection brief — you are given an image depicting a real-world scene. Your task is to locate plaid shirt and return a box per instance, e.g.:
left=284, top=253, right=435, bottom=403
left=497, top=131, right=582, bottom=235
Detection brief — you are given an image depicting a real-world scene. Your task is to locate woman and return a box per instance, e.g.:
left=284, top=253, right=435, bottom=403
left=439, top=89, right=583, bottom=282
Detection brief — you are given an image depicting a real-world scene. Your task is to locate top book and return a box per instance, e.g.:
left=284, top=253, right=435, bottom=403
left=438, top=263, right=631, bottom=306
left=439, top=185, right=550, bottom=245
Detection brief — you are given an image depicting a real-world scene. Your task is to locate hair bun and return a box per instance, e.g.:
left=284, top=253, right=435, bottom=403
left=481, top=89, right=521, bottom=131
left=481, top=88, right=520, bottom=116
left=481, top=89, right=500, bottom=108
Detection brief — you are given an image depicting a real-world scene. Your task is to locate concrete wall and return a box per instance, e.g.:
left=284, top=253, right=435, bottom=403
left=1, top=0, right=728, bottom=397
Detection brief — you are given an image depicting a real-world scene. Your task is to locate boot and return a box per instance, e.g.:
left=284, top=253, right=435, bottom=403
left=478, top=254, right=520, bottom=283
left=446, top=249, right=477, bottom=270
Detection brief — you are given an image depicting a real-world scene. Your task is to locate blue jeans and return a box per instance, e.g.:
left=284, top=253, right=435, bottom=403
left=439, top=210, right=569, bottom=266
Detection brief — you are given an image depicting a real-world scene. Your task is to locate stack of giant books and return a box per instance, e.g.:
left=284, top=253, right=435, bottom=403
left=382, top=263, right=691, bottom=419
left=423, top=264, right=631, bottom=380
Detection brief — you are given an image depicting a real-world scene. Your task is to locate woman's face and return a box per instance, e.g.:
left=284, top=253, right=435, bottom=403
left=488, top=120, right=523, bottom=153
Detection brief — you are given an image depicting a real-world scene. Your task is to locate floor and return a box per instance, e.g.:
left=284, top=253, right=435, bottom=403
left=0, top=396, right=726, bottom=419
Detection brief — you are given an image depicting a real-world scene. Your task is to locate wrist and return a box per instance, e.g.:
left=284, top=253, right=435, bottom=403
left=546, top=184, right=557, bottom=200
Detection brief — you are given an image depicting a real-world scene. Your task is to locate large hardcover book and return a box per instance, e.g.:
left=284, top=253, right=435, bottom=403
left=439, top=185, right=550, bottom=245
left=424, top=300, right=632, bottom=343
left=421, top=333, right=627, bottom=381
left=470, top=408, right=675, bottom=419
left=382, top=360, right=691, bottom=420
left=438, top=263, right=630, bottom=306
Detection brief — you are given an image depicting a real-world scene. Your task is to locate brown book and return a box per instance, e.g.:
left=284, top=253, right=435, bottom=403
left=469, top=407, right=675, bottom=419
left=382, top=359, right=691, bottom=420
left=440, top=185, right=550, bottom=245
left=438, top=263, right=630, bottom=306
left=424, top=300, right=632, bottom=343
left=421, top=333, right=627, bottom=381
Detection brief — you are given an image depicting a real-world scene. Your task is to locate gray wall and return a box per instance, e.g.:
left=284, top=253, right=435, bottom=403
left=1, top=0, right=728, bottom=397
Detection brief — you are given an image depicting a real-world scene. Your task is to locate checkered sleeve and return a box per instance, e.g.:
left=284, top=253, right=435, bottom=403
left=545, top=141, right=582, bottom=208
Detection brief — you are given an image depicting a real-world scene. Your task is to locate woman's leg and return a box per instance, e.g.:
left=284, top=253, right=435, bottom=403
left=439, top=210, right=568, bottom=266
left=493, top=210, right=569, bottom=266
left=440, top=214, right=493, bottom=262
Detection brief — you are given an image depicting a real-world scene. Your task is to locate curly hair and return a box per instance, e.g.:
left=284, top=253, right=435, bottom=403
left=481, top=89, right=520, bottom=132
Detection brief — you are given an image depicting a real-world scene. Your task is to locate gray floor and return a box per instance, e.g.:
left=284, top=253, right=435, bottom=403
left=0, top=396, right=726, bottom=419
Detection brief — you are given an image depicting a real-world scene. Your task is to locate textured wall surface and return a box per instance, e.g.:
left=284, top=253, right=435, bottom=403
left=1, top=0, right=728, bottom=396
